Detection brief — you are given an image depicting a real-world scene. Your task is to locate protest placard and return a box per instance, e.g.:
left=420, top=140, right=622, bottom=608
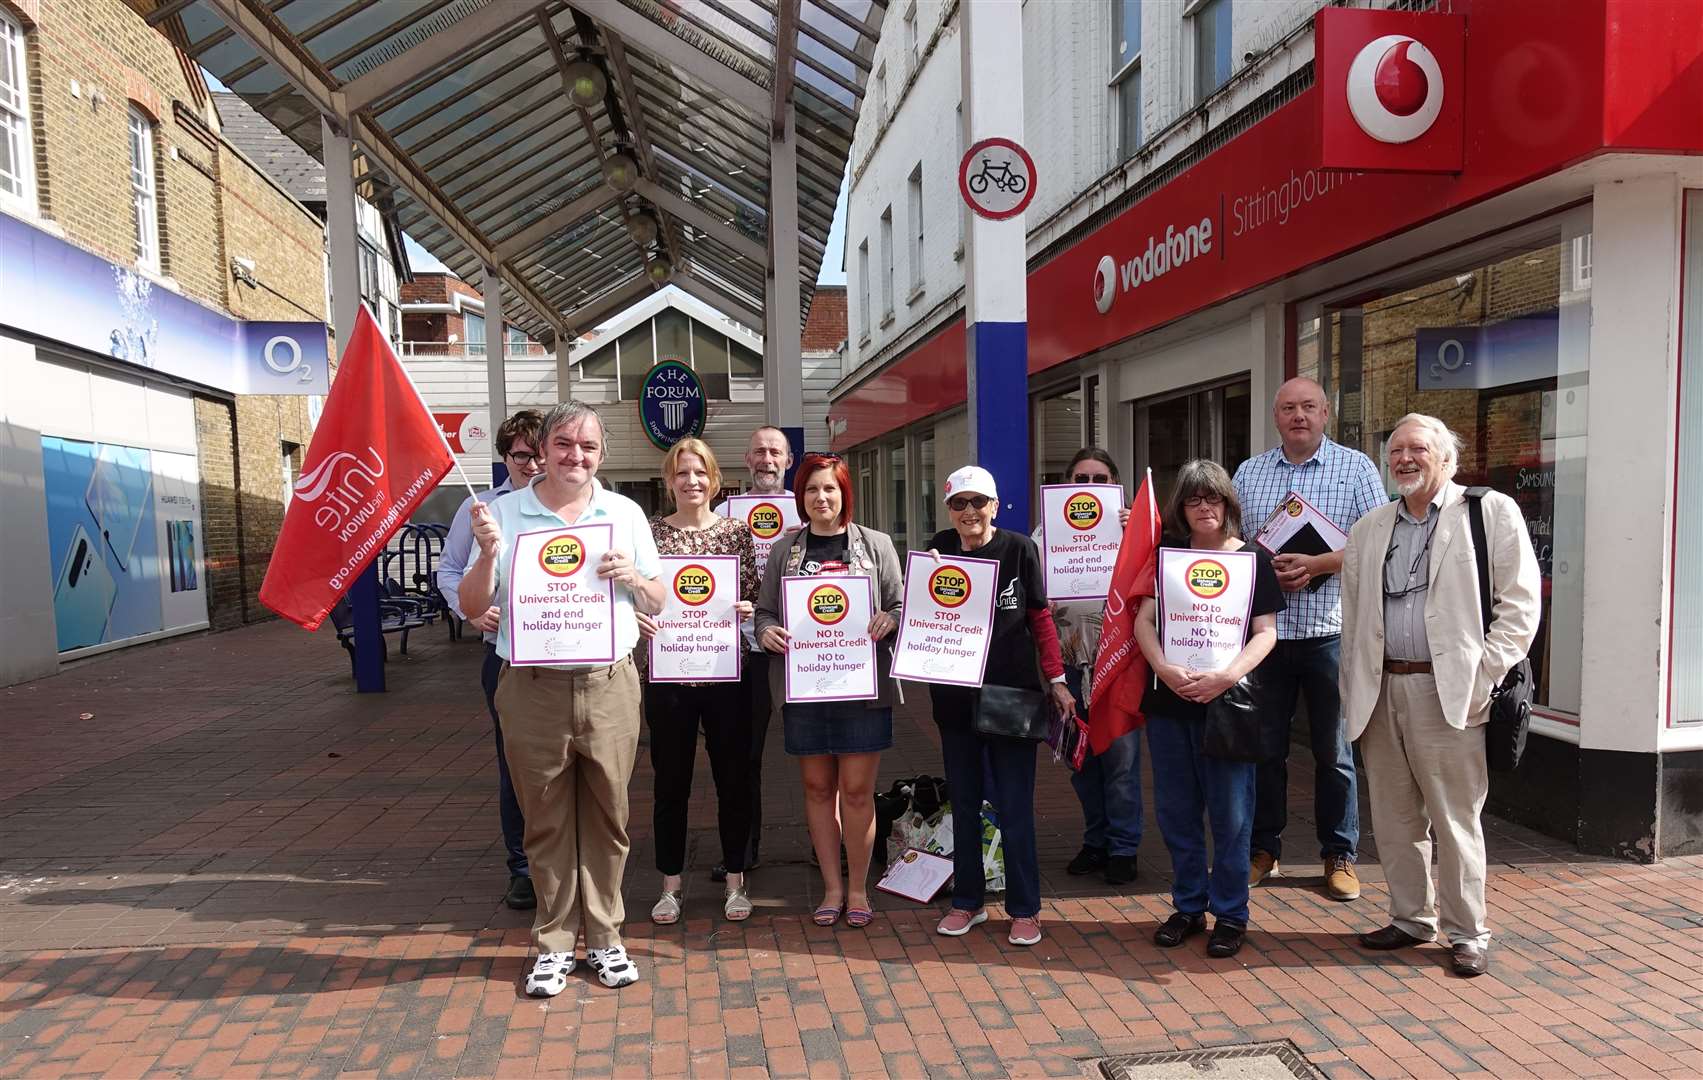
left=508, top=523, right=615, bottom=665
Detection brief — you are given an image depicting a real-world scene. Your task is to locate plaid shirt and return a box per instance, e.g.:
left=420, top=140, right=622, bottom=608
left=1233, top=435, right=1387, bottom=639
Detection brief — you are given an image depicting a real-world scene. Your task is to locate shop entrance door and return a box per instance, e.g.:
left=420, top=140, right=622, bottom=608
left=1132, top=378, right=1251, bottom=501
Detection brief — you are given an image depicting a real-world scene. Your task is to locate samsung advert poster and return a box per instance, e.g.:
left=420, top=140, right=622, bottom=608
left=42, top=438, right=207, bottom=654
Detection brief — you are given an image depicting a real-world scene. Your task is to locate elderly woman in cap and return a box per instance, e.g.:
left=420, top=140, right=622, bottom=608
left=927, top=466, right=1072, bottom=947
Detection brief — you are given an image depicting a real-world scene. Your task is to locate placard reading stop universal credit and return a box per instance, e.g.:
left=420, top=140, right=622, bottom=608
left=890, top=551, right=998, bottom=687
left=507, top=523, right=615, bottom=665
left=648, top=555, right=742, bottom=682
left=1039, top=484, right=1124, bottom=602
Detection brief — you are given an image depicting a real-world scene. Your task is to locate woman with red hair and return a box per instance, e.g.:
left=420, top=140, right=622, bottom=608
left=754, top=453, right=903, bottom=929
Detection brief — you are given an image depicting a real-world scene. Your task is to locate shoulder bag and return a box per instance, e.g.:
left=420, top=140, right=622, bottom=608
left=973, top=684, right=1050, bottom=741
left=1202, top=673, right=1267, bottom=762
left=1465, top=488, right=1534, bottom=772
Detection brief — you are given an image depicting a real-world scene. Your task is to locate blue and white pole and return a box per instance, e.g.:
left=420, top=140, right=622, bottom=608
left=960, top=0, right=1030, bottom=530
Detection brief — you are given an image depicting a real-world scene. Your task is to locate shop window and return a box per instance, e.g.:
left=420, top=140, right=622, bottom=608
left=886, top=443, right=908, bottom=557
left=1190, top=0, right=1232, bottom=104
left=464, top=311, right=485, bottom=354
left=914, top=432, right=936, bottom=541
left=128, top=107, right=160, bottom=270
left=1297, top=215, right=1593, bottom=715
left=1673, top=190, right=1703, bottom=726
left=0, top=9, right=35, bottom=211
left=1134, top=377, right=1251, bottom=503
left=1112, top=0, right=1142, bottom=160
left=1033, top=385, right=1085, bottom=495
left=358, top=243, right=381, bottom=316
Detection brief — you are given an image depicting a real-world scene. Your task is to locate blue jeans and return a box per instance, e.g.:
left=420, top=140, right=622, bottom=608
left=1251, top=635, right=1359, bottom=862
left=1065, top=667, right=1143, bottom=856
left=1146, top=711, right=1255, bottom=926
left=481, top=644, right=529, bottom=877
left=938, top=721, right=1041, bottom=919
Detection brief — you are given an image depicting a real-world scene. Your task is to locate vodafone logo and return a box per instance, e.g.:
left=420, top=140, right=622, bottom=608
left=1093, top=255, right=1116, bottom=314
left=1346, top=35, right=1444, bottom=144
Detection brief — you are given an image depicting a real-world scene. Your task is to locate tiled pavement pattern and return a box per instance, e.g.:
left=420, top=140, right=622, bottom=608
left=2, top=622, right=1701, bottom=1079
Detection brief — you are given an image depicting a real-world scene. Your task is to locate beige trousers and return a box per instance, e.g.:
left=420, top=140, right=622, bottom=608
left=494, top=657, right=641, bottom=953
left=1359, top=671, right=1491, bottom=949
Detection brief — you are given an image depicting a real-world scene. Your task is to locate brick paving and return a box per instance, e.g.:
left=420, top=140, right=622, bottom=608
left=2, top=621, right=1701, bottom=1079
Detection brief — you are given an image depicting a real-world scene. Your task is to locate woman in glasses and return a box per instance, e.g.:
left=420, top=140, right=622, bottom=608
left=754, top=452, right=903, bottom=929
left=928, top=466, right=1073, bottom=948
left=1041, top=449, right=1144, bottom=887
left=1133, top=460, right=1284, bottom=959
left=639, top=439, right=761, bottom=926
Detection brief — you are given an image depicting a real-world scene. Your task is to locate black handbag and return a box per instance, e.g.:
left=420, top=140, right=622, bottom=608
left=973, top=684, right=1050, bottom=741
left=1465, top=488, right=1534, bottom=772
left=1201, top=674, right=1266, bottom=762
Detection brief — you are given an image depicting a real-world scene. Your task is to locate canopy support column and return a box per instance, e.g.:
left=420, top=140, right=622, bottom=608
left=324, top=115, right=384, bottom=693
left=961, top=0, right=1030, bottom=529
left=766, top=102, right=805, bottom=476
left=482, top=264, right=509, bottom=486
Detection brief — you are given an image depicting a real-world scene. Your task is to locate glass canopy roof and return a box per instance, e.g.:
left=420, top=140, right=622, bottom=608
left=135, top=0, right=882, bottom=342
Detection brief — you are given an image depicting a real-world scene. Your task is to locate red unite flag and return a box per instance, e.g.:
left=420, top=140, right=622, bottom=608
left=260, top=307, right=453, bottom=630
left=1087, top=469, right=1163, bottom=754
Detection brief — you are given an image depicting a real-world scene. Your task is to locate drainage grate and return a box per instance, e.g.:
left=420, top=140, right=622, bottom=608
left=1097, top=1040, right=1324, bottom=1080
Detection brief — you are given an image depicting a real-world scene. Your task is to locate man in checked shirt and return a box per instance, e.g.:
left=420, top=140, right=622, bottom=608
left=1232, top=378, right=1387, bottom=902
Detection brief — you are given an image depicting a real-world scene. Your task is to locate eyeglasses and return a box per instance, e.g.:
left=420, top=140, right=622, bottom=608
left=1183, top=494, right=1225, bottom=508
left=506, top=452, right=541, bottom=466
left=1072, top=473, right=1113, bottom=484
left=947, top=494, right=992, bottom=512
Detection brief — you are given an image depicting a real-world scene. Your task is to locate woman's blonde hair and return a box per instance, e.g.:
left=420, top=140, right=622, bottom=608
left=660, top=438, right=722, bottom=506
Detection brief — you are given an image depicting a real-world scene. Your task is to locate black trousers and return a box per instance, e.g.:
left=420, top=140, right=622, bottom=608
left=743, top=651, right=774, bottom=862
left=646, top=680, right=752, bottom=876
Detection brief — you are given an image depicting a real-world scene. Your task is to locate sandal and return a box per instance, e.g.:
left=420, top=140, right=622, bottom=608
left=586, top=944, right=639, bottom=988
left=724, top=886, right=753, bottom=922
left=524, top=951, right=575, bottom=998
left=651, top=890, right=682, bottom=925
left=845, top=906, right=874, bottom=929
left=812, top=903, right=844, bottom=927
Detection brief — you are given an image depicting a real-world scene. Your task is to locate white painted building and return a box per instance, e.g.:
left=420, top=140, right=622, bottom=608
left=831, top=0, right=1703, bottom=858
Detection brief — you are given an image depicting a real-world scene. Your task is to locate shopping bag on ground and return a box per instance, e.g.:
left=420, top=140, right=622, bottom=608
left=981, top=803, right=1006, bottom=892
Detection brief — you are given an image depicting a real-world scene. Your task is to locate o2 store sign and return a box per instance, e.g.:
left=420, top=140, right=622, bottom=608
left=639, top=359, right=706, bottom=450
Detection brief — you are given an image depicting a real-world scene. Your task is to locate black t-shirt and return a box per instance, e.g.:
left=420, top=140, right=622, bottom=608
left=800, top=531, right=850, bottom=575
left=927, top=527, right=1047, bottom=692
left=1141, top=544, right=1285, bottom=722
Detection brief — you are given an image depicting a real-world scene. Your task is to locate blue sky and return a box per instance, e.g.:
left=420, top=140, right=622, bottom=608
left=406, top=175, right=849, bottom=287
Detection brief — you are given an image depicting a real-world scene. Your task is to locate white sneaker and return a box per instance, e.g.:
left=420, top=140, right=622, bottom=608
left=524, top=951, right=575, bottom=997
left=586, top=944, right=639, bottom=988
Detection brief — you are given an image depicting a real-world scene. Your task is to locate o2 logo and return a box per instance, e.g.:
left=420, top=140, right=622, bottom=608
left=262, top=334, right=316, bottom=385
left=1347, top=35, right=1445, bottom=144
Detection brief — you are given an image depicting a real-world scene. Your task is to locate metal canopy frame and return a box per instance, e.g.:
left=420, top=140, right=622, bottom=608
left=142, top=0, right=882, bottom=342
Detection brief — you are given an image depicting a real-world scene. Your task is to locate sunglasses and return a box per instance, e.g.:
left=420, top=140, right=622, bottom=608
left=947, top=494, right=992, bottom=512
left=1071, top=472, right=1113, bottom=483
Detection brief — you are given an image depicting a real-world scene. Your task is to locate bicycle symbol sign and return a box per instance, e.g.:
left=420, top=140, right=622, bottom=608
left=958, top=138, right=1037, bottom=220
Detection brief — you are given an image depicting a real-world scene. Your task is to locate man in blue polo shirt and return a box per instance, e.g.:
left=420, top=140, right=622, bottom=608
left=461, top=401, right=664, bottom=995
left=1232, top=377, right=1386, bottom=903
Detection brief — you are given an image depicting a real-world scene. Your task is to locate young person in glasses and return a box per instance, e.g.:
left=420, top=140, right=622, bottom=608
left=436, top=409, right=546, bottom=912
left=1034, top=449, right=1144, bottom=886
left=929, top=467, right=1073, bottom=947
left=754, top=453, right=903, bottom=930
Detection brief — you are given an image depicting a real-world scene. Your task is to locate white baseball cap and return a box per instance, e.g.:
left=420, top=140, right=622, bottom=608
left=943, top=465, right=999, bottom=503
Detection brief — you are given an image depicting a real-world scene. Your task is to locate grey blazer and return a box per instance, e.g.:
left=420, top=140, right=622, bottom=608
left=754, top=522, right=905, bottom=709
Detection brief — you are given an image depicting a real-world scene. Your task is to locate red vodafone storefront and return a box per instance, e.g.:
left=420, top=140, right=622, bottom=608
left=830, top=0, right=1703, bottom=858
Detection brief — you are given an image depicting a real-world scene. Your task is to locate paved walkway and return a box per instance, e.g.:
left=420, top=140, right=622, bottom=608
left=2, top=621, right=1701, bottom=1079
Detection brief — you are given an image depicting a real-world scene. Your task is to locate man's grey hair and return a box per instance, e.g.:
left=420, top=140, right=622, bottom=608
left=539, top=401, right=604, bottom=447
left=1390, top=412, right=1463, bottom=480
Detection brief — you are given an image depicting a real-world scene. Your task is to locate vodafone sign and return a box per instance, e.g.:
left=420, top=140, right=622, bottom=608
left=1318, top=8, right=1464, bottom=172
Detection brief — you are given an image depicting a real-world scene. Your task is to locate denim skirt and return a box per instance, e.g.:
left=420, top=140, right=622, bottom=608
left=783, top=702, right=894, bottom=756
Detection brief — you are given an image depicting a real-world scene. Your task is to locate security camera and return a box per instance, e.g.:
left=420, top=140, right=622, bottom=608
left=231, top=257, right=257, bottom=287
left=1243, top=50, right=1256, bottom=64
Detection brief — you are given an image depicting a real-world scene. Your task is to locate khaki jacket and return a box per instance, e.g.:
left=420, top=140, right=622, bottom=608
left=1339, top=482, right=1541, bottom=740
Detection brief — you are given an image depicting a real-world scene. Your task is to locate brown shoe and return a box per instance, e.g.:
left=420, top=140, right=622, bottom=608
left=1324, top=855, right=1361, bottom=902
left=1451, top=943, right=1489, bottom=977
left=1249, top=850, right=1278, bottom=886
left=1358, top=924, right=1427, bottom=950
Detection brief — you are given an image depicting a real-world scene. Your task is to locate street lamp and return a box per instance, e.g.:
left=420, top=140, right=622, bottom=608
left=564, top=60, right=607, bottom=108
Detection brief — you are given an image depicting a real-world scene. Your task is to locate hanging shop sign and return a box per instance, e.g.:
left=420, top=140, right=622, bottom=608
left=638, top=358, right=707, bottom=450
left=1317, top=7, right=1466, bottom=173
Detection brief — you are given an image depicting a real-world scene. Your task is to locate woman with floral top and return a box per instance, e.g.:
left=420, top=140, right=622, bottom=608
left=754, top=453, right=903, bottom=930
left=642, top=439, right=760, bottom=925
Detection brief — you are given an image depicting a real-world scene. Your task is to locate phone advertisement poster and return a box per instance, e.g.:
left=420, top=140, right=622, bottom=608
left=1156, top=548, right=1256, bottom=673
left=720, top=494, right=800, bottom=566
left=1039, top=484, right=1124, bottom=602
left=507, top=523, right=616, bottom=665
left=782, top=574, right=878, bottom=703
left=42, top=437, right=207, bottom=655
left=890, top=552, right=998, bottom=687
left=648, top=555, right=742, bottom=682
